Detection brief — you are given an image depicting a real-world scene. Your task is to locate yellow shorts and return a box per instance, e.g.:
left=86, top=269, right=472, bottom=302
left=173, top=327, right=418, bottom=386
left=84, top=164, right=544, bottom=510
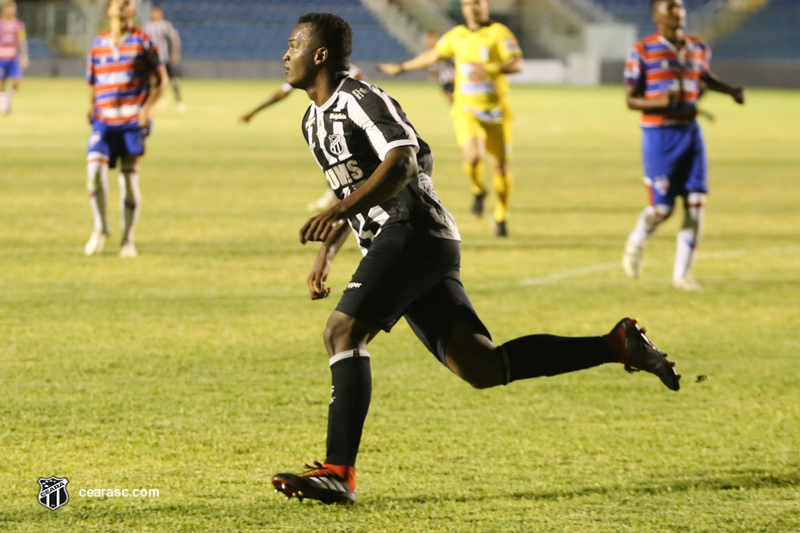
left=452, top=107, right=513, bottom=160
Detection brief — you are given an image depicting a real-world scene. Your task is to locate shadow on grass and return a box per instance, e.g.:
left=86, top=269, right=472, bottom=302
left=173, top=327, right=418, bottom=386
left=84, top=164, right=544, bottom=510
left=377, top=468, right=800, bottom=506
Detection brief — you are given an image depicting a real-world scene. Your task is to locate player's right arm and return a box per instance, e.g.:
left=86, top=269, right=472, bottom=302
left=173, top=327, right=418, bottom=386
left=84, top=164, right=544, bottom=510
left=240, top=85, right=292, bottom=123
left=379, top=47, right=442, bottom=76
left=625, top=83, right=679, bottom=110
left=300, top=146, right=418, bottom=244
left=87, top=85, right=95, bottom=124
left=623, top=42, right=677, bottom=110
left=307, top=217, right=350, bottom=300
left=86, top=49, right=95, bottom=124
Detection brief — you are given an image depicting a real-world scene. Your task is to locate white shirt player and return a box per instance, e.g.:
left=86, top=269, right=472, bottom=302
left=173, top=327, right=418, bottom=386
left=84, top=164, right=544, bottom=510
left=143, top=19, right=180, bottom=64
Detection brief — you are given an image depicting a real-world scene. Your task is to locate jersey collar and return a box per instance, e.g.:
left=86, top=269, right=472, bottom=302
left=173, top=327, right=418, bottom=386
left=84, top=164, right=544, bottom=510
left=314, top=76, right=349, bottom=112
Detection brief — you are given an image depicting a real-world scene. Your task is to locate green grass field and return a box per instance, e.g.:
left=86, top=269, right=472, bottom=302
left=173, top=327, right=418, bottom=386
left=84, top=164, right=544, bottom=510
left=1, top=78, right=798, bottom=532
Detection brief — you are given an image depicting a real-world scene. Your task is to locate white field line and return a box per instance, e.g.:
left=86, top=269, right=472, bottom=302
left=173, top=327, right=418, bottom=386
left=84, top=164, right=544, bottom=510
left=518, top=245, right=800, bottom=286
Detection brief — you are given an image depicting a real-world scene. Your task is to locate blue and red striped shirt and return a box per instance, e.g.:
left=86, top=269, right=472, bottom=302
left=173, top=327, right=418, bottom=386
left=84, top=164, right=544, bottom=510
left=87, top=29, right=160, bottom=127
left=624, top=32, right=711, bottom=127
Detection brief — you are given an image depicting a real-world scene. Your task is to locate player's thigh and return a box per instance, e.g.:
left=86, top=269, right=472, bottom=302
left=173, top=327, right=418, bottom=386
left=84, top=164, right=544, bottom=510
left=684, top=123, right=709, bottom=195
left=453, top=112, right=487, bottom=160
left=86, top=125, right=111, bottom=163
left=485, top=119, right=512, bottom=165
left=335, top=225, right=460, bottom=334
left=403, top=271, right=492, bottom=368
left=122, top=128, right=146, bottom=161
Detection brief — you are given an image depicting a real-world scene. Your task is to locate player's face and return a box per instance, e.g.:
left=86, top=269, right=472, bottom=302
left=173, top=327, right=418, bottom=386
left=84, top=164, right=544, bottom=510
left=107, top=0, right=136, bottom=20
left=284, top=23, right=321, bottom=89
left=461, top=0, right=490, bottom=26
left=151, top=7, right=164, bottom=22
left=2, top=3, right=17, bottom=18
left=653, top=0, right=686, bottom=30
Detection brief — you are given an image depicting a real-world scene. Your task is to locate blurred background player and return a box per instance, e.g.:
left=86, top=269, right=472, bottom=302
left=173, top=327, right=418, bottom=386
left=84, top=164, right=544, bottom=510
left=239, top=64, right=364, bottom=212
left=84, top=0, right=168, bottom=258
left=424, top=32, right=455, bottom=106
left=379, top=0, right=523, bottom=237
left=0, top=0, right=27, bottom=115
left=144, top=4, right=184, bottom=112
left=622, top=0, right=744, bottom=290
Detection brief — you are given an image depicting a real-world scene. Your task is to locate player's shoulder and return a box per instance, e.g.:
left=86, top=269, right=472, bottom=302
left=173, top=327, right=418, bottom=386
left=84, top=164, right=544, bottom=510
left=443, top=24, right=469, bottom=39
left=685, top=34, right=710, bottom=50
left=638, top=32, right=662, bottom=47
left=338, top=78, right=394, bottom=116
left=90, top=33, right=109, bottom=49
left=339, top=77, right=375, bottom=98
left=487, top=21, right=514, bottom=36
left=130, top=28, right=150, bottom=41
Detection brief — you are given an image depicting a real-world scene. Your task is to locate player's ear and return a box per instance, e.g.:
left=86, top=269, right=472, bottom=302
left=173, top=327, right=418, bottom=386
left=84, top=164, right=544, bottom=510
left=314, top=47, right=329, bottom=66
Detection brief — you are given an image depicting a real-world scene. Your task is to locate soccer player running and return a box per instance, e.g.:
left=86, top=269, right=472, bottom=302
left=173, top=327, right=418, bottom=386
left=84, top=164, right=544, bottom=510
left=270, top=12, right=680, bottom=505
left=0, top=1, right=28, bottom=115
left=379, top=0, right=522, bottom=237
left=622, top=0, right=745, bottom=290
left=143, top=4, right=185, bottom=112
left=84, top=0, right=168, bottom=258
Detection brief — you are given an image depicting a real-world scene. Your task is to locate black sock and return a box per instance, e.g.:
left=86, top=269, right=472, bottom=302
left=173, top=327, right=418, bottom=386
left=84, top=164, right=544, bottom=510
left=325, top=350, right=372, bottom=467
left=172, top=80, right=182, bottom=102
left=502, top=335, right=616, bottom=383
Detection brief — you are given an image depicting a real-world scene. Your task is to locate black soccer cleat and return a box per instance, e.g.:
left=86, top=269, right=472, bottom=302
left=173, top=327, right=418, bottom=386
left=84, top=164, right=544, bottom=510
left=272, top=462, right=357, bottom=505
left=495, top=220, right=508, bottom=237
left=471, top=193, right=486, bottom=217
left=607, top=318, right=680, bottom=391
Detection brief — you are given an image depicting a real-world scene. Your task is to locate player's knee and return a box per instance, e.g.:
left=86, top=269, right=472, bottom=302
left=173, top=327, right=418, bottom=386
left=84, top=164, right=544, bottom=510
left=464, top=155, right=482, bottom=169
left=687, top=192, right=706, bottom=208
left=652, top=204, right=674, bottom=220
left=451, top=361, right=503, bottom=389
left=322, top=313, right=370, bottom=356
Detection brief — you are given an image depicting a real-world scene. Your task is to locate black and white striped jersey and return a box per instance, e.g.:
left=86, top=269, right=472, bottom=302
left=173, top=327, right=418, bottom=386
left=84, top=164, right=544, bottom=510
left=301, top=77, right=460, bottom=255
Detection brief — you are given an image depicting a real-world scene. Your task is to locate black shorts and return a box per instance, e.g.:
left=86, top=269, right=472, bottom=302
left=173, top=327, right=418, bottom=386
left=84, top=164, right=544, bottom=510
left=165, top=63, right=181, bottom=79
left=335, top=224, right=491, bottom=365
left=441, top=82, right=455, bottom=95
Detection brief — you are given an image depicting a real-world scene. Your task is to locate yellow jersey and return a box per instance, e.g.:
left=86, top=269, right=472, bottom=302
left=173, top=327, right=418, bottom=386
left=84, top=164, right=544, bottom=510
left=435, top=22, right=522, bottom=120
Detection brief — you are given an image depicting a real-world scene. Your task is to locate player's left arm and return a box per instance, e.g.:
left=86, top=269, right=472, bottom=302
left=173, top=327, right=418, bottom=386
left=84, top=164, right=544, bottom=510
left=494, top=26, right=523, bottom=75
left=18, top=27, right=29, bottom=69
left=168, top=23, right=181, bottom=64
left=700, top=71, right=745, bottom=105
left=139, top=63, right=169, bottom=127
left=299, top=146, right=418, bottom=244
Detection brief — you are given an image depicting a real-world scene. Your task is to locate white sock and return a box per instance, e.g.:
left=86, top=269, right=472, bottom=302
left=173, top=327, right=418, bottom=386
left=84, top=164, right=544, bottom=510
left=627, top=204, right=672, bottom=249
left=87, top=158, right=110, bottom=234
left=119, top=166, right=141, bottom=244
left=0, top=91, right=8, bottom=113
left=674, top=193, right=705, bottom=281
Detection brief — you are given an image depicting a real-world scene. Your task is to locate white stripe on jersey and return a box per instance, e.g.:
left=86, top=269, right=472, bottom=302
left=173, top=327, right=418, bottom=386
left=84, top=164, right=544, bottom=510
left=304, top=106, right=324, bottom=170
left=342, top=92, right=390, bottom=159
left=371, top=87, right=419, bottom=159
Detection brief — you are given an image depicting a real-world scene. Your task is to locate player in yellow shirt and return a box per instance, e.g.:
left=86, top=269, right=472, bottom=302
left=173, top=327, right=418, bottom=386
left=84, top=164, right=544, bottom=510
left=380, top=0, right=523, bottom=236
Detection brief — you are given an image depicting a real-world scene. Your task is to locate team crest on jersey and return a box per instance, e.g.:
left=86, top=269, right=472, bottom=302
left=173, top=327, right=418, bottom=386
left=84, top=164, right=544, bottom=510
left=652, top=176, right=670, bottom=196
left=328, top=134, right=345, bottom=156
left=37, top=476, right=69, bottom=511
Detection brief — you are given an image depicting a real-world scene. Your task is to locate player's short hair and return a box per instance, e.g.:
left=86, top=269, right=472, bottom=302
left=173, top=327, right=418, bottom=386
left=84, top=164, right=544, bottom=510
left=297, top=12, right=353, bottom=71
